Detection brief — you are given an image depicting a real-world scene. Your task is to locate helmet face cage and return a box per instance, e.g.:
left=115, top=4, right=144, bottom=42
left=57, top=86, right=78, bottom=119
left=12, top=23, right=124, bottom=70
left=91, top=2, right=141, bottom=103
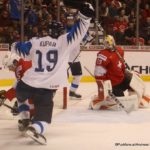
left=48, top=21, right=64, bottom=39
left=104, top=35, right=115, bottom=50
left=2, top=52, right=19, bottom=69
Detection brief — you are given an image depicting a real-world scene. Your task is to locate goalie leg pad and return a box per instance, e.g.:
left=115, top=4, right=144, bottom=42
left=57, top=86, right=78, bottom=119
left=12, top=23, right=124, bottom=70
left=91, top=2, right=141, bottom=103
left=89, top=94, right=139, bottom=111
left=117, top=94, right=139, bottom=111
left=96, top=80, right=112, bottom=101
left=103, top=80, right=112, bottom=98
left=89, top=95, right=117, bottom=110
left=129, top=72, right=145, bottom=101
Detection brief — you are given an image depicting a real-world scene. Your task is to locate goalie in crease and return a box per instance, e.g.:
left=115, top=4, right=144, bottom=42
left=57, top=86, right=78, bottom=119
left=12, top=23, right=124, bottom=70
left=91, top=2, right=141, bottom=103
left=89, top=35, right=150, bottom=111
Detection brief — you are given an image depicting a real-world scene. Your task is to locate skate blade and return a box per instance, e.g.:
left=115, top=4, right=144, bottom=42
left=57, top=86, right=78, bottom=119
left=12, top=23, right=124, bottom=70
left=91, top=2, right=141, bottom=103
left=69, top=96, right=82, bottom=100
left=25, top=130, right=47, bottom=145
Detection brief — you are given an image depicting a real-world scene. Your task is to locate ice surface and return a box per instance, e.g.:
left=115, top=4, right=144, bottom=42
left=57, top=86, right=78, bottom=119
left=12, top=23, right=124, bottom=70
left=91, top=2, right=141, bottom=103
left=0, top=82, right=150, bottom=150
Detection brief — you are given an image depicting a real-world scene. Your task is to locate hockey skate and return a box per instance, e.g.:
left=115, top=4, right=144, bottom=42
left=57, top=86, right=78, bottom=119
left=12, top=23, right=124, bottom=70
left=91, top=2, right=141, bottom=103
left=69, top=91, right=82, bottom=100
left=18, top=119, right=31, bottom=132
left=25, top=126, right=47, bottom=145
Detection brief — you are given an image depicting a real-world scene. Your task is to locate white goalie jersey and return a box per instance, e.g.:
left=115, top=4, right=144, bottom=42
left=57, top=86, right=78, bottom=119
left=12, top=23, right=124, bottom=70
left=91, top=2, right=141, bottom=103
left=11, top=12, right=91, bottom=89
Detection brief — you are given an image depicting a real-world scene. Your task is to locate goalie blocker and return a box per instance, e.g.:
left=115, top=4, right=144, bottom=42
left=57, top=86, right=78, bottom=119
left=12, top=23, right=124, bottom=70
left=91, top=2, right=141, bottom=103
left=89, top=71, right=150, bottom=111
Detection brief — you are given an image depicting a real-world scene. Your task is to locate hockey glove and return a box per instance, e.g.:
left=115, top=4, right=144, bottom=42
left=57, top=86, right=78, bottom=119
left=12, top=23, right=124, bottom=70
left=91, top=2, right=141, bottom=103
left=11, top=101, right=19, bottom=116
left=63, top=0, right=95, bottom=18
left=63, top=0, right=84, bottom=9
left=79, top=2, right=95, bottom=18
left=0, top=90, right=6, bottom=106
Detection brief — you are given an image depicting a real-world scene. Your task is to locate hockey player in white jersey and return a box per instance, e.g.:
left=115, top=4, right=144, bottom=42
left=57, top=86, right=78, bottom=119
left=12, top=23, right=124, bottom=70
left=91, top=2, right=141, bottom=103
left=68, top=44, right=82, bottom=99
left=10, top=1, right=94, bottom=145
left=66, top=13, right=83, bottom=99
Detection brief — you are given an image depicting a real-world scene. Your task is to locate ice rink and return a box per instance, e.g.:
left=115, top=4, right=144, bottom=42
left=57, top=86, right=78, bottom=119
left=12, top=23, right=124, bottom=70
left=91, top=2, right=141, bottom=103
left=0, top=82, right=150, bottom=150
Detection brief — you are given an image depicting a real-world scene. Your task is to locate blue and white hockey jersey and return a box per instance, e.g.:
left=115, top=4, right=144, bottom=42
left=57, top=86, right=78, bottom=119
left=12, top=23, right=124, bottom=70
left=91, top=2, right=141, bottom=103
left=11, top=12, right=91, bottom=89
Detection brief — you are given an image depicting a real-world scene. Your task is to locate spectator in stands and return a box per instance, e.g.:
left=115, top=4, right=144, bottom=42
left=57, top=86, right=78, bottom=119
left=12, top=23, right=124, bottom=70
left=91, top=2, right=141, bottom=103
left=111, top=0, right=122, bottom=9
left=48, top=0, right=58, bottom=18
left=124, top=22, right=135, bottom=45
left=0, top=0, right=8, bottom=12
left=118, top=9, right=129, bottom=23
left=0, top=27, right=6, bottom=43
left=99, top=1, right=109, bottom=19
left=119, top=2, right=130, bottom=16
left=44, top=14, right=53, bottom=25
left=38, top=5, right=49, bottom=21
left=33, top=0, right=43, bottom=11
left=141, top=3, right=150, bottom=22
left=9, top=0, right=21, bottom=20
left=124, top=0, right=136, bottom=12
left=0, top=10, right=12, bottom=28
left=128, top=9, right=136, bottom=23
left=0, top=10, right=12, bottom=43
left=113, top=16, right=128, bottom=45
left=108, top=1, right=119, bottom=18
left=0, top=0, right=149, bottom=46
left=11, top=30, right=20, bottom=41
left=60, top=13, right=67, bottom=26
left=124, top=22, right=145, bottom=45
left=25, top=9, right=38, bottom=27
left=141, top=17, right=150, bottom=45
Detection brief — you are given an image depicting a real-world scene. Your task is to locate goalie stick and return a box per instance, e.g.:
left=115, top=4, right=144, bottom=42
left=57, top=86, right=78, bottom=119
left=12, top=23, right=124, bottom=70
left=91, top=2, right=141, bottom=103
left=84, top=66, right=134, bottom=114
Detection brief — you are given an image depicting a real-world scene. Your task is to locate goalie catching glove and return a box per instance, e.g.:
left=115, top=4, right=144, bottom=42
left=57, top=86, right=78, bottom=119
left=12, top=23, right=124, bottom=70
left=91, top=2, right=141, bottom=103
left=0, top=90, right=6, bottom=106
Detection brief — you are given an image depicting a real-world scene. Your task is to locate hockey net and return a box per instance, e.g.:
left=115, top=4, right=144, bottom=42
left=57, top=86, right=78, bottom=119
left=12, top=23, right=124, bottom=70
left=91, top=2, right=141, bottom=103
left=53, top=87, right=67, bottom=109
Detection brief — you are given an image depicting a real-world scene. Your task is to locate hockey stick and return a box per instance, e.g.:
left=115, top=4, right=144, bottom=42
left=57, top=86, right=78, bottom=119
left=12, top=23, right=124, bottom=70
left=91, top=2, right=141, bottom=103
left=67, top=34, right=96, bottom=78
left=0, top=98, right=17, bottom=112
left=3, top=103, right=16, bottom=111
left=84, top=66, right=134, bottom=114
left=67, top=51, right=81, bottom=78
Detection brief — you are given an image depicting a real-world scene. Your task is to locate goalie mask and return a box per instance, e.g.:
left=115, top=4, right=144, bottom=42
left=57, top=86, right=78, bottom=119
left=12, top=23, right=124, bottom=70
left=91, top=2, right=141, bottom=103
left=2, top=51, right=20, bottom=70
left=104, top=35, right=116, bottom=51
left=48, top=21, right=65, bottom=39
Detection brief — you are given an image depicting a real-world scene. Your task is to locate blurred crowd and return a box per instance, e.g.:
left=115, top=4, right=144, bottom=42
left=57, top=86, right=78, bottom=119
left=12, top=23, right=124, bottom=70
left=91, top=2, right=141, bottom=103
left=0, top=0, right=150, bottom=45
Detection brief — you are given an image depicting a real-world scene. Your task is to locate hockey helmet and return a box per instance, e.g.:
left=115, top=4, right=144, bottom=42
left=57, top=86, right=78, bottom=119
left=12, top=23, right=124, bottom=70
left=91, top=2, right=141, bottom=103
left=2, top=51, right=20, bottom=69
left=48, top=20, right=65, bottom=39
left=104, top=35, right=116, bottom=50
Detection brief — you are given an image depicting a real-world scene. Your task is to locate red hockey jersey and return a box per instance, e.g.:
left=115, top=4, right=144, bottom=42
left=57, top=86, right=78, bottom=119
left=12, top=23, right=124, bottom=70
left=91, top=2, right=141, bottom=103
left=94, top=46, right=126, bottom=86
left=5, top=59, right=32, bottom=101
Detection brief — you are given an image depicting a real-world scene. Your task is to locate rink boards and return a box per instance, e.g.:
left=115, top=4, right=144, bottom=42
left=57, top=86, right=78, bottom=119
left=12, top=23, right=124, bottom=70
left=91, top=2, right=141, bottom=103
left=0, top=45, right=150, bottom=86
